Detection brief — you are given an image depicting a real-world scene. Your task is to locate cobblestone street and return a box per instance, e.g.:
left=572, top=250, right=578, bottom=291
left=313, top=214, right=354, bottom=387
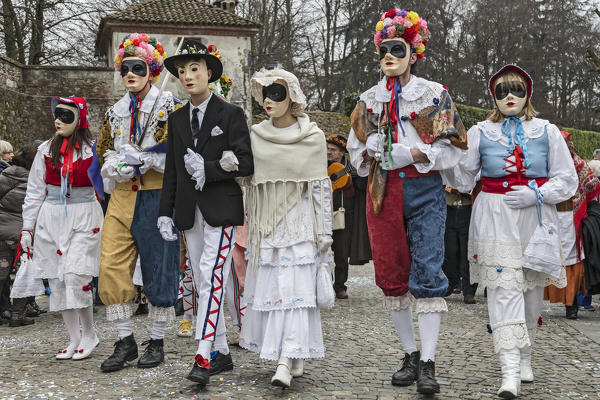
left=1, top=263, right=599, bottom=399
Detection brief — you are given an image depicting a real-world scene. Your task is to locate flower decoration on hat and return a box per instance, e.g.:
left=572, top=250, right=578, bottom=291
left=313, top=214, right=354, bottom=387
left=114, top=33, right=166, bottom=83
left=326, top=134, right=347, bottom=150
left=374, top=9, right=429, bottom=59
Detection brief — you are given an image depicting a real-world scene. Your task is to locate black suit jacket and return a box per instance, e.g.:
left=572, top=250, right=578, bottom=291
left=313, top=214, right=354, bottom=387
left=159, top=96, right=253, bottom=229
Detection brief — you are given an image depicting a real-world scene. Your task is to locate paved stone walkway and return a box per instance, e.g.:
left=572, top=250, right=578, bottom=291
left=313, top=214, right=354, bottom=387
left=1, top=264, right=599, bottom=399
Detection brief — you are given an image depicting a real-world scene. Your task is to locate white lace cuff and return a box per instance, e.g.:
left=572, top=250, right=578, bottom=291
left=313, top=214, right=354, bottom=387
left=148, top=304, right=175, bottom=322
left=384, top=293, right=413, bottom=310
left=106, top=303, right=132, bottom=321
left=415, top=297, right=448, bottom=314
left=491, top=320, right=530, bottom=353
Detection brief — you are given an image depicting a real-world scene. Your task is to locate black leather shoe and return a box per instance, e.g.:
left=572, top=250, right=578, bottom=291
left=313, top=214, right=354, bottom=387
left=187, top=362, right=210, bottom=385
left=417, top=359, right=440, bottom=394
left=137, top=338, right=164, bottom=368
left=566, top=305, right=578, bottom=319
left=391, top=351, right=419, bottom=386
left=174, top=298, right=184, bottom=316
left=134, top=303, right=148, bottom=316
left=209, top=351, right=233, bottom=376
left=101, top=334, right=138, bottom=372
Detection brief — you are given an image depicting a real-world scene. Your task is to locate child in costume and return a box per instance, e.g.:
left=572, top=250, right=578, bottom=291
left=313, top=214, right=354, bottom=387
left=158, top=39, right=253, bottom=386
left=347, top=9, right=466, bottom=395
left=239, top=68, right=332, bottom=388
left=96, top=33, right=181, bottom=372
left=453, top=64, right=577, bottom=398
left=18, top=96, right=103, bottom=359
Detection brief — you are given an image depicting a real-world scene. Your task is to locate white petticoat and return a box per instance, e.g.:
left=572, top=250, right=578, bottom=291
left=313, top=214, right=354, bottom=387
left=240, top=239, right=324, bottom=360
left=30, top=199, right=103, bottom=280
left=468, top=192, right=567, bottom=291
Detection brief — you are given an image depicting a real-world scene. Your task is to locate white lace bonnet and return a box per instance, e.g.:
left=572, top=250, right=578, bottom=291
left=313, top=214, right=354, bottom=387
left=251, top=68, right=307, bottom=110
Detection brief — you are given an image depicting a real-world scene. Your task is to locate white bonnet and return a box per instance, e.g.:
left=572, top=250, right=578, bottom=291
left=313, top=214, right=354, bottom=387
left=251, top=68, right=307, bottom=110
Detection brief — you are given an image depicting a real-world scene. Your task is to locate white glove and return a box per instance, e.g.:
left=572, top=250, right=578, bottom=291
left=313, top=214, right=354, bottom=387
left=20, top=230, right=33, bottom=255
left=120, top=144, right=143, bottom=166
left=503, top=185, right=539, bottom=209
left=184, top=148, right=206, bottom=190
left=138, top=152, right=155, bottom=174
left=219, top=151, right=239, bottom=172
left=365, top=133, right=382, bottom=157
left=381, top=143, right=414, bottom=170
left=157, top=216, right=178, bottom=241
left=116, top=163, right=135, bottom=181
left=317, top=234, right=333, bottom=253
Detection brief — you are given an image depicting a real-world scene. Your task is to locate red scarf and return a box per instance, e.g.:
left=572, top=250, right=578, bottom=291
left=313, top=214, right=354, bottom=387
left=59, top=139, right=79, bottom=186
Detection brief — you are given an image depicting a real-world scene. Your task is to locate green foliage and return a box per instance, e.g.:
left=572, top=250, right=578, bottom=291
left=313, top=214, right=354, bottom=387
left=455, top=103, right=490, bottom=130
left=343, top=92, right=361, bottom=117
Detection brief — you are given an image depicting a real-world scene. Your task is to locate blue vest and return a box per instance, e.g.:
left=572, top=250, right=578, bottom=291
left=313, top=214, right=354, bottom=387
left=479, top=126, right=549, bottom=178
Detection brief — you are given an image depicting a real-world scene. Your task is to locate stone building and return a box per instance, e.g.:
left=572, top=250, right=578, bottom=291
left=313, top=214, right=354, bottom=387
left=95, top=0, right=260, bottom=111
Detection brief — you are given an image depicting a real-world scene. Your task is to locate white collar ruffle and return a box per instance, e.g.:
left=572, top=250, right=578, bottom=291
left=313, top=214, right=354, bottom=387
left=476, top=117, right=549, bottom=141
left=113, top=85, right=161, bottom=118
left=374, top=75, right=431, bottom=103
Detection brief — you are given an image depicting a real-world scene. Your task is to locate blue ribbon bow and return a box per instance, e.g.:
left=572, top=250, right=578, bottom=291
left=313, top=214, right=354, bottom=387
left=527, top=179, right=544, bottom=227
left=501, top=116, right=531, bottom=168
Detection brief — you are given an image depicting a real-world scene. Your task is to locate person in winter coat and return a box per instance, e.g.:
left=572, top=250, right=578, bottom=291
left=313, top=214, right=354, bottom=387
left=0, top=140, right=14, bottom=173
left=0, top=145, right=37, bottom=326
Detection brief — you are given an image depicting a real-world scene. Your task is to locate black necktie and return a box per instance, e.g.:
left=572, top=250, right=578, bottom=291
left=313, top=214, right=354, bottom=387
left=191, top=108, right=200, bottom=139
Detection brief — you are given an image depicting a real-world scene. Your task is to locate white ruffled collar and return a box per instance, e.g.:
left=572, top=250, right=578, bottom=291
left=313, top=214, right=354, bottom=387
left=113, top=85, right=160, bottom=118
left=477, top=117, right=549, bottom=141
left=374, top=75, right=430, bottom=103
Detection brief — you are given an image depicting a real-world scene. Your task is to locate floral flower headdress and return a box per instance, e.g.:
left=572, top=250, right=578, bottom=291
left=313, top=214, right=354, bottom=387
left=326, top=134, right=347, bottom=150
left=114, top=33, right=166, bottom=83
left=374, top=9, right=429, bottom=59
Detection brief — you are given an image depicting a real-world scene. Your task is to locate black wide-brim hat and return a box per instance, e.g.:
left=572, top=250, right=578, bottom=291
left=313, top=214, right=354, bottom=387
left=164, top=39, right=223, bottom=83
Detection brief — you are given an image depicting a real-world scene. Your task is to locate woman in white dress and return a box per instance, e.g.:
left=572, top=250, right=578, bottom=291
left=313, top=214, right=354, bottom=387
left=18, top=96, right=103, bottom=360
left=452, top=65, right=577, bottom=398
left=240, top=68, right=333, bottom=388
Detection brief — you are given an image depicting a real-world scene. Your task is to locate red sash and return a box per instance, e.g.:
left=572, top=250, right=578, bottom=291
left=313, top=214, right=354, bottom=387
left=481, top=175, right=547, bottom=194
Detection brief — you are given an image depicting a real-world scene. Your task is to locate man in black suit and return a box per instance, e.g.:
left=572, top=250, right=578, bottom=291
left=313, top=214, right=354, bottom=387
left=158, top=39, right=253, bottom=386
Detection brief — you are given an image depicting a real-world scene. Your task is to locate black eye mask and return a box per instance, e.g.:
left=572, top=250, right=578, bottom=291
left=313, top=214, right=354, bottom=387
left=494, top=81, right=527, bottom=100
left=262, top=83, right=287, bottom=102
left=54, top=107, right=76, bottom=124
left=379, top=40, right=407, bottom=60
left=121, top=59, right=148, bottom=77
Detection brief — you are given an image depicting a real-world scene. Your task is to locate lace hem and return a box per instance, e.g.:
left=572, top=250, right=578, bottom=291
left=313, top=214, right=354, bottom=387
left=384, top=293, right=413, bottom=310
left=148, top=304, right=175, bottom=322
left=415, top=297, right=448, bottom=314
left=48, top=286, right=93, bottom=312
left=106, top=303, right=132, bottom=321
left=472, top=264, right=567, bottom=291
left=492, top=321, right=530, bottom=353
left=239, top=338, right=325, bottom=361
left=468, top=239, right=524, bottom=269
left=247, top=296, right=316, bottom=311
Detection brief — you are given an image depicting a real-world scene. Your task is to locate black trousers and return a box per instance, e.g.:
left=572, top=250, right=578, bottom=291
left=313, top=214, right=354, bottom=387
left=442, top=205, right=478, bottom=296
left=332, top=209, right=354, bottom=292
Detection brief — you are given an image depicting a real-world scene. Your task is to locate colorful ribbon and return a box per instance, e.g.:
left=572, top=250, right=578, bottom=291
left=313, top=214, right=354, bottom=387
left=527, top=179, right=544, bottom=227
left=129, top=96, right=143, bottom=143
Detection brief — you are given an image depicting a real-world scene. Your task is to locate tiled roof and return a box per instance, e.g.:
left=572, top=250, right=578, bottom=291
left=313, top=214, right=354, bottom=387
left=101, top=0, right=260, bottom=28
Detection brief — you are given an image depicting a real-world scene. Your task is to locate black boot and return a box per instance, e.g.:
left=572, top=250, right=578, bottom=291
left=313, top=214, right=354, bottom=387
left=134, top=303, right=148, bottom=316
left=137, top=338, right=164, bottom=368
left=209, top=351, right=234, bottom=375
left=101, top=334, right=138, bottom=372
left=417, top=359, right=440, bottom=394
left=565, top=304, right=578, bottom=319
left=9, top=298, right=34, bottom=327
left=391, top=351, right=419, bottom=386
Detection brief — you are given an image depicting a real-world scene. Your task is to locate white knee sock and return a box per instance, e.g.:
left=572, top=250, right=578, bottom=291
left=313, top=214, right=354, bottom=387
left=214, top=333, right=230, bottom=355
left=197, top=339, right=212, bottom=360
left=418, top=312, right=441, bottom=361
left=76, top=306, right=96, bottom=341
left=151, top=320, right=167, bottom=340
left=390, top=308, right=418, bottom=354
left=62, top=309, right=81, bottom=348
left=114, top=318, right=133, bottom=339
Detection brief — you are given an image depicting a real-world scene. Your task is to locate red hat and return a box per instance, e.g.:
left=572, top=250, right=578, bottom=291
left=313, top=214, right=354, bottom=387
left=560, top=130, right=572, bottom=140
left=51, top=96, right=89, bottom=129
left=488, top=64, right=533, bottom=106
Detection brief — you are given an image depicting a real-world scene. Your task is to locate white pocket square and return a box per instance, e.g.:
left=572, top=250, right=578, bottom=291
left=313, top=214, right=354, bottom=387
left=210, top=126, right=224, bottom=137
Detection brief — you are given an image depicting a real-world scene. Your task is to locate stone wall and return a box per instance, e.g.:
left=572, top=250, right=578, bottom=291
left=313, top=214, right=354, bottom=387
left=0, top=54, right=117, bottom=149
